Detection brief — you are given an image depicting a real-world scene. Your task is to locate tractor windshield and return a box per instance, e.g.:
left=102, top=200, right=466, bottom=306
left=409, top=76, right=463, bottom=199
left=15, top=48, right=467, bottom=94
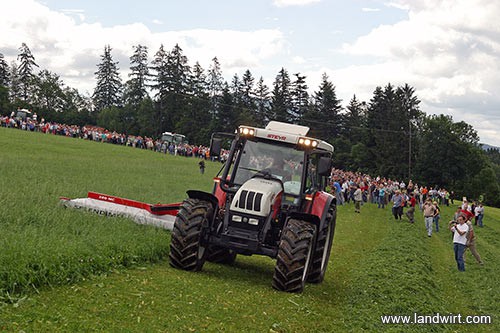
left=233, top=140, right=304, bottom=195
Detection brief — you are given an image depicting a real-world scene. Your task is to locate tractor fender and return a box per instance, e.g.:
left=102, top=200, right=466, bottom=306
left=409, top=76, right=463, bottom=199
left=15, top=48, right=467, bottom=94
left=186, top=190, right=219, bottom=228
left=288, top=212, right=320, bottom=228
left=288, top=192, right=336, bottom=230
left=310, top=192, right=336, bottom=231
left=186, top=190, right=219, bottom=210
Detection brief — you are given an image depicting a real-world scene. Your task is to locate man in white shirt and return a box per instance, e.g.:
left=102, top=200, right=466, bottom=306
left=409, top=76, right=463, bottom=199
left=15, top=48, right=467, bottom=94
left=450, top=214, right=469, bottom=271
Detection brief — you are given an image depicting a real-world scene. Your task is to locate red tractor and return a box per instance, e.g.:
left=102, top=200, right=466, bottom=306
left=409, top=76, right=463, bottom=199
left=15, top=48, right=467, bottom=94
left=169, top=121, right=336, bottom=292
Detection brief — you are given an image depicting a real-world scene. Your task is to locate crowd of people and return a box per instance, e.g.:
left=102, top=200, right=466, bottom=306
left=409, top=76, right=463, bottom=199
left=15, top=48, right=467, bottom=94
left=0, top=113, right=225, bottom=160
left=329, top=168, right=487, bottom=271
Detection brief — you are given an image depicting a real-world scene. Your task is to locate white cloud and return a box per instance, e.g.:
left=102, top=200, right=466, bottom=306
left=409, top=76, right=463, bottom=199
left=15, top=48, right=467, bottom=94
left=272, top=0, right=321, bottom=8
left=337, top=0, right=500, bottom=145
left=0, top=0, right=287, bottom=94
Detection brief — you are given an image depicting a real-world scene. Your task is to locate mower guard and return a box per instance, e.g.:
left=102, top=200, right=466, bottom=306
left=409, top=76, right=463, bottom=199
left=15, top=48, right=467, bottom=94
left=60, top=191, right=180, bottom=230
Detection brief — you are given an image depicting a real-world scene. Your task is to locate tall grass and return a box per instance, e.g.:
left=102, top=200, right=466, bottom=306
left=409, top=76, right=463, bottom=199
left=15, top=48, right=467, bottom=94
left=0, top=128, right=217, bottom=299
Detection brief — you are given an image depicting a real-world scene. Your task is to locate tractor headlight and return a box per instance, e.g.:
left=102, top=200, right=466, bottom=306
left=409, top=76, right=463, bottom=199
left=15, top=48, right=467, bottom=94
left=239, top=126, right=255, bottom=136
left=298, top=137, right=318, bottom=148
left=232, top=215, right=242, bottom=222
left=248, top=218, right=259, bottom=225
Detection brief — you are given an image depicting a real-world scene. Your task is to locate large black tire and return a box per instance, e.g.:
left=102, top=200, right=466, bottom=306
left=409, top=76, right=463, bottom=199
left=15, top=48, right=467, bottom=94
left=307, top=205, right=336, bottom=283
left=272, top=219, right=315, bottom=293
left=169, top=198, right=211, bottom=271
left=206, top=245, right=237, bottom=264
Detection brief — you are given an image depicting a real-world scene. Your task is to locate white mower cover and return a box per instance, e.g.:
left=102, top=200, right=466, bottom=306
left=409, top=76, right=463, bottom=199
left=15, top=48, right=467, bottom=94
left=60, top=192, right=179, bottom=230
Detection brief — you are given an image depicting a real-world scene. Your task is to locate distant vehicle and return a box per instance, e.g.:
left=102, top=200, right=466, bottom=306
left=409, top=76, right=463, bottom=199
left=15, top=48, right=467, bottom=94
left=15, top=109, right=31, bottom=121
left=161, top=132, right=188, bottom=145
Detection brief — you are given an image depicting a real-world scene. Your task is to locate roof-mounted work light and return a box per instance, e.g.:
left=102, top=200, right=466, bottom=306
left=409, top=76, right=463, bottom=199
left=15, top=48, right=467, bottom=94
left=298, top=137, right=318, bottom=148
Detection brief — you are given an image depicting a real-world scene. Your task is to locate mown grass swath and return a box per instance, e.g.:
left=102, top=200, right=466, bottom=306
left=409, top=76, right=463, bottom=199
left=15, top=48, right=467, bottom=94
left=0, top=127, right=498, bottom=332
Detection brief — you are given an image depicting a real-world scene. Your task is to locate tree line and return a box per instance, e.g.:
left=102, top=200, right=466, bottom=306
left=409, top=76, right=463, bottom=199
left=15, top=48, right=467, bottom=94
left=1, top=43, right=499, bottom=206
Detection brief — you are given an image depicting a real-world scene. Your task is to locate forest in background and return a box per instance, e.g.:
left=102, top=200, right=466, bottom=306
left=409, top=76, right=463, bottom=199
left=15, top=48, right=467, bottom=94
left=1, top=43, right=499, bottom=206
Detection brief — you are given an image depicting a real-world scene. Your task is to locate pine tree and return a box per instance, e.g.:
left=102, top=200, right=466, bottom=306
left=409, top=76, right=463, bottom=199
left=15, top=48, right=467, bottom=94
left=124, top=44, right=150, bottom=106
left=32, top=69, right=65, bottom=112
left=270, top=68, right=292, bottom=122
left=0, top=53, right=9, bottom=87
left=290, top=72, right=309, bottom=124
left=164, top=43, right=191, bottom=131
left=240, top=69, right=256, bottom=124
left=254, top=76, right=270, bottom=126
left=93, top=45, right=123, bottom=112
left=207, top=57, right=224, bottom=121
left=230, top=73, right=246, bottom=125
left=304, top=73, right=342, bottom=141
left=342, top=94, right=366, bottom=143
left=17, top=43, right=39, bottom=102
left=397, top=83, right=422, bottom=179
left=9, top=62, right=21, bottom=102
left=216, top=82, right=237, bottom=133
left=179, top=61, right=212, bottom=144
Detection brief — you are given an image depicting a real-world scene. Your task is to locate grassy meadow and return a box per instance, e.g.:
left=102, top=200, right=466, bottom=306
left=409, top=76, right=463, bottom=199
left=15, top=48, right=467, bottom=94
left=0, top=127, right=499, bottom=332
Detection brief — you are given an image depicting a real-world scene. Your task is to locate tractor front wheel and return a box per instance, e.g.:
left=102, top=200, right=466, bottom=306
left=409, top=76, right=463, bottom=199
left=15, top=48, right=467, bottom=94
left=307, top=205, right=336, bottom=283
left=272, top=219, right=315, bottom=293
left=169, top=198, right=211, bottom=271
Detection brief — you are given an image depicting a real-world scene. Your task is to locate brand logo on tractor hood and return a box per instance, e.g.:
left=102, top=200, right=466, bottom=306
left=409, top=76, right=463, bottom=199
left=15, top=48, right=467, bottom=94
left=267, top=133, right=286, bottom=141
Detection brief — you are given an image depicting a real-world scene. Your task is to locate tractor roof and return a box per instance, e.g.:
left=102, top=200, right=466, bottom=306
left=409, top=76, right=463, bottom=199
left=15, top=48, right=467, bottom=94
left=265, top=121, right=310, bottom=136
left=239, top=121, right=334, bottom=153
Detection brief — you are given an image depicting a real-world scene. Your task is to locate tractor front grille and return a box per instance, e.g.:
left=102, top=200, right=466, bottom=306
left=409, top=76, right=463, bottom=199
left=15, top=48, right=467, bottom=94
left=237, top=190, right=263, bottom=212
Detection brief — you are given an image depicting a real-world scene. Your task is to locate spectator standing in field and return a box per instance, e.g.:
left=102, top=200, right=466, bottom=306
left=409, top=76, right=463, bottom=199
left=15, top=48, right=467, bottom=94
left=449, top=213, right=469, bottom=271
left=423, top=198, right=437, bottom=237
left=461, top=198, right=471, bottom=212
left=378, top=184, right=386, bottom=209
left=405, top=193, right=417, bottom=223
left=464, top=218, right=483, bottom=265
left=475, top=203, right=484, bottom=227
left=198, top=160, right=205, bottom=174
left=433, top=201, right=441, bottom=232
left=391, top=189, right=404, bottom=220
left=353, top=184, right=363, bottom=213
left=333, top=180, right=343, bottom=205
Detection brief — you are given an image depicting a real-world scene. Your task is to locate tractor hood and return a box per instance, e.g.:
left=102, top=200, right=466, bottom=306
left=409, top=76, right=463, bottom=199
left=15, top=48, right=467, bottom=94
left=229, top=177, right=283, bottom=217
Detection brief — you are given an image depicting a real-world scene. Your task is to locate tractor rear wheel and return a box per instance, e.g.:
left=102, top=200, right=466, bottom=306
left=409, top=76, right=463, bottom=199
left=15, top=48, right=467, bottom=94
left=272, top=219, right=315, bottom=293
left=169, top=198, right=211, bottom=271
left=307, top=205, right=336, bottom=283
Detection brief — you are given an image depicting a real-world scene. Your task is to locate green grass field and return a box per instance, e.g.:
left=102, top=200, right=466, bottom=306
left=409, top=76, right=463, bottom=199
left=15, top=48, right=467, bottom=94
left=0, top=127, right=498, bottom=332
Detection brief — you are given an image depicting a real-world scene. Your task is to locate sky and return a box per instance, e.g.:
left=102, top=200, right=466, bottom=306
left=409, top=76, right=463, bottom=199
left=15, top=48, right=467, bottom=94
left=1, top=0, right=500, bottom=146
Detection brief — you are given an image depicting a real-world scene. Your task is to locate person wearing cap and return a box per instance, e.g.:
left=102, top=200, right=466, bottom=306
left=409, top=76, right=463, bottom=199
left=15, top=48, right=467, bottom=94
left=423, top=198, right=437, bottom=237
left=449, top=213, right=469, bottom=271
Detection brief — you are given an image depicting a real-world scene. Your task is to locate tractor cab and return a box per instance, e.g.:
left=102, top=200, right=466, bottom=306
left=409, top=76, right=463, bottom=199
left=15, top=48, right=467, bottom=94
left=211, top=121, right=333, bottom=213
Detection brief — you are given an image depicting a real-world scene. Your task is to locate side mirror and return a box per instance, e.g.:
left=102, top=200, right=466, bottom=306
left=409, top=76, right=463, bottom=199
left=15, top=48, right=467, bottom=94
left=318, top=156, right=332, bottom=176
left=210, top=137, right=222, bottom=157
